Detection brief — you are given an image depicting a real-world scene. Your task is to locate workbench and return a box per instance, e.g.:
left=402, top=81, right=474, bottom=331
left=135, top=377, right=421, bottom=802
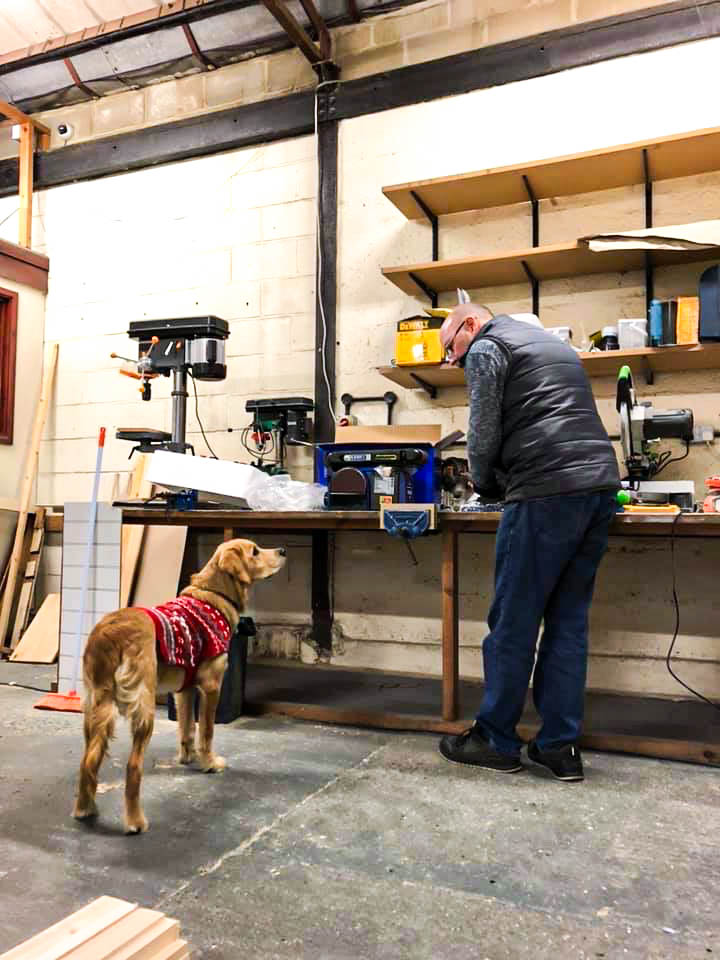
left=48, top=508, right=720, bottom=766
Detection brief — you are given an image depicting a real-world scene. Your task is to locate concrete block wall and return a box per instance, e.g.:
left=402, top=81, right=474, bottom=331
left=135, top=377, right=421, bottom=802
left=3, top=135, right=319, bottom=508
left=334, top=36, right=720, bottom=695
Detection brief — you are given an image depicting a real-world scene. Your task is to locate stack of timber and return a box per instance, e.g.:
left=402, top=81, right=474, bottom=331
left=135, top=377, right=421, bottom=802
left=0, top=896, right=191, bottom=959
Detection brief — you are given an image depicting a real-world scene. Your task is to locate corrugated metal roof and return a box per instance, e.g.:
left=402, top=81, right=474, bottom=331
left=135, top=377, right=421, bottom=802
left=0, top=0, right=408, bottom=115
left=0, top=0, right=166, bottom=56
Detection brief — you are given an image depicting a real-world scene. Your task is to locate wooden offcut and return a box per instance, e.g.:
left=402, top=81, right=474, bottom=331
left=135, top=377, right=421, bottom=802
left=0, top=343, right=58, bottom=655
left=10, top=507, right=45, bottom=649
left=120, top=455, right=151, bottom=608
left=9, top=593, right=60, bottom=663
left=0, top=896, right=190, bottom=959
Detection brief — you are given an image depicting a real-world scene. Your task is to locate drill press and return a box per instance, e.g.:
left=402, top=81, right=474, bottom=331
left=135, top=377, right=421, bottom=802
left=115, top=316, right=229, bottom=456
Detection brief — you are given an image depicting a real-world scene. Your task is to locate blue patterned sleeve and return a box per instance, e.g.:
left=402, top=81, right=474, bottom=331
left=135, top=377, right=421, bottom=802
left=464, top=339, right=508, bottom=496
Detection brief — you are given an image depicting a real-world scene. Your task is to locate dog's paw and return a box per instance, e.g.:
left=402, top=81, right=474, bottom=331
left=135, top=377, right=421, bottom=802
left=124, top=814, right=149, bottom=835
left=199, top=754, right=226, bottom=773
left=176, top=748, right=197, bottom=765
left=72, top=801, right=98, bottom=821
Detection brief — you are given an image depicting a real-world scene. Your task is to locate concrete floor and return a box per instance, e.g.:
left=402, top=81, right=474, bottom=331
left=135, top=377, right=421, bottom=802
left=0, top=664, right=718, bottom=959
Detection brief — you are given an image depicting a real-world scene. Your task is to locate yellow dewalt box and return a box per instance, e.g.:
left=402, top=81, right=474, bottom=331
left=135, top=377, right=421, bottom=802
left=395, top=316, right=444, bottom=366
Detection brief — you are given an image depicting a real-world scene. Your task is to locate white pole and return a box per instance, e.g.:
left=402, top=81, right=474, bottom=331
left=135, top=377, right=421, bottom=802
left=70, top=427, right=106, bottom=695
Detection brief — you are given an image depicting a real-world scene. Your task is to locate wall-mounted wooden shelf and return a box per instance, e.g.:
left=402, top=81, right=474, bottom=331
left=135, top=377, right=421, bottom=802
left=378, top=343, right=720, bottom=396
left=383, top=125, right=720, bottom=220
left=382, top=241, right=718, bottom=299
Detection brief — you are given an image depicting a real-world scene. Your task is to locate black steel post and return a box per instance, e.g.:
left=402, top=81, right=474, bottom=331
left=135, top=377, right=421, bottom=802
left=643, top=148, right=654, bottom=319
left=313, top=78, right=339, bottom=460
left=311, top=531, right=333, bottom=657
left=312, top=71, right=339, bottom=656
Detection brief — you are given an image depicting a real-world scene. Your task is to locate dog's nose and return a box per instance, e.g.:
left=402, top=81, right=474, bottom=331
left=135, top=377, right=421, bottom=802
left=278, top=547, right=287, bottom=557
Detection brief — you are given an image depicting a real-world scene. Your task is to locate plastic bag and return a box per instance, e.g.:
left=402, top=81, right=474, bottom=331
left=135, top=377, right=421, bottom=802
left=244, top=470, right=327, bottom=511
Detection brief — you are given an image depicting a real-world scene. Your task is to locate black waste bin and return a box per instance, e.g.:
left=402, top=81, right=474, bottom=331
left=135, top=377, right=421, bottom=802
left=167, top=616, right=255, bottom=724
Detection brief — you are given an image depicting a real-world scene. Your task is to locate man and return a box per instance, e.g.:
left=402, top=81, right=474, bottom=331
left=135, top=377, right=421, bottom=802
left=438, top=304, right=619, bottom=781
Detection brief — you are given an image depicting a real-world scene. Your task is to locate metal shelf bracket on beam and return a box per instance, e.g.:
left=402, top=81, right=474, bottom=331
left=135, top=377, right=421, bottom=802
left=520, top=259, right=540, bottom=318
left=641, top=355, right=654, bottom=386
left=409, top=372, right=438, bottom=398
left=410, top=190, right=439, bottom=262
left=522, top=174, right=539, bottom=248
left=409, top=271, right=438, bottom=308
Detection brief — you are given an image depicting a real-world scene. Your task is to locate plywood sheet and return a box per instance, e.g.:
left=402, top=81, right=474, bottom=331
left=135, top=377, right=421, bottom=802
left=9, top=593, right=60, bottom=663
left=132, top=526, right=188, bottom=608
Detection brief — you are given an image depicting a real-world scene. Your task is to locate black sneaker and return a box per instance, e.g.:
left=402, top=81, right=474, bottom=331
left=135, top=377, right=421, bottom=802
left=527, top=741, right=584, bottom=781
left=439, top=727, right=523, bottom=773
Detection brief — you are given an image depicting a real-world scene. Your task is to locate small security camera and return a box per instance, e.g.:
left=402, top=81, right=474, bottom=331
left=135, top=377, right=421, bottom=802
left=57, top=122, right=74, bottom=140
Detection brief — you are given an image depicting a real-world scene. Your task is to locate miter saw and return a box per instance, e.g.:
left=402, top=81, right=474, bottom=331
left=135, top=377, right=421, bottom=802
left=616, top=365, right=695, bottom=508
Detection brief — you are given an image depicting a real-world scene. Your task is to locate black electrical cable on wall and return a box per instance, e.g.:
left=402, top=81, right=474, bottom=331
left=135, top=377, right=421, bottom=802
left=189, top=372, right=219, bottom=459
left=665, top=511, right=720, bottom=713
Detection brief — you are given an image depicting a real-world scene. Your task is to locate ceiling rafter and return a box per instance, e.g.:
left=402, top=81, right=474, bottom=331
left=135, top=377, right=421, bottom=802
left=260, top=0, right=331, bottom=66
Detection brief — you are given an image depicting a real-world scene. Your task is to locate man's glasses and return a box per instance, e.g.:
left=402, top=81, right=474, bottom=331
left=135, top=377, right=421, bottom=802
left=445, top=319, right=466, bottom=362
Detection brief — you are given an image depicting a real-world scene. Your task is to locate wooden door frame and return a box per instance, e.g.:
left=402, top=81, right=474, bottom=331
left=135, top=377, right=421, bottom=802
left=0, top=286, right=18, bottom=445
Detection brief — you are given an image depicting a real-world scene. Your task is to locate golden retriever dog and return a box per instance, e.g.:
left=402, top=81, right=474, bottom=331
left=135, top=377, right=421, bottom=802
left=73, top=538, right=286, bottom=834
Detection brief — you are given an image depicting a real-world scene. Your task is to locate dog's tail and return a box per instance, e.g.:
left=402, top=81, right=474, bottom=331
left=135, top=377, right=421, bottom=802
left=113, top=654, right=154, bottom=728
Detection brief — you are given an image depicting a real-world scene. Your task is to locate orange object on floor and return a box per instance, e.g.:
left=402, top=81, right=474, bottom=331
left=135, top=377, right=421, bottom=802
left=34, top=689, right=83, bottom=712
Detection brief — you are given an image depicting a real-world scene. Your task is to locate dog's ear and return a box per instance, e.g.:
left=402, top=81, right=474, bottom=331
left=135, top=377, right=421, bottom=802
left=217, top=543, right=251, bottom=584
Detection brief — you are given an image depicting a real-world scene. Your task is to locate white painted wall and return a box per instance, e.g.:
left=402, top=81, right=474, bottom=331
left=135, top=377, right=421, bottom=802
left=3, top=35, right=720, bottom=698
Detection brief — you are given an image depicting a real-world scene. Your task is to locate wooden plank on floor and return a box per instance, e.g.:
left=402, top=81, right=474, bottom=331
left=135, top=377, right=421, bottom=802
left=0, top=896, right=137, bottom=960
left=132, top=525, right=188, bottom=607
left=9, top=594, right=60, bottom=663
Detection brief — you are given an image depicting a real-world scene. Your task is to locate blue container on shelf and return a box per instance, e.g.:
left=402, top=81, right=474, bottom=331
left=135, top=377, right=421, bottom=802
left=649, top=299, right=663, bottom=347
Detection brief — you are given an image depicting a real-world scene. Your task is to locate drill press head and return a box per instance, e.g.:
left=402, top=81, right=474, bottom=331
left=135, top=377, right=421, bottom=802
left=116, top=316, right=230, bottom=456
left=128, top=316, right=229, bottom=382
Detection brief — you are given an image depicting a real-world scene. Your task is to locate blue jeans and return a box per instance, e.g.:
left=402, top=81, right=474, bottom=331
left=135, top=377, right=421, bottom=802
left=475, top=491, right=616, bottom=756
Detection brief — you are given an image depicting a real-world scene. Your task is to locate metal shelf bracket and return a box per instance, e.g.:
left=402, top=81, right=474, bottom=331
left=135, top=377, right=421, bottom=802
left=409, top=372, right=438, bottom=398
left=409, top=271, right=438, bottom=308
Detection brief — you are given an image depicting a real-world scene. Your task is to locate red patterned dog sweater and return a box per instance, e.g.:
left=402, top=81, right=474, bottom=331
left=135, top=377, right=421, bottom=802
left=141, top=596, right=231, bottom=690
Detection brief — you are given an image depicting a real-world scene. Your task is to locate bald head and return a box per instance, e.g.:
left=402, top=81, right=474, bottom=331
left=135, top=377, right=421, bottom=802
left=450, top=303, right=493, bottom=327
left=440, top=303, right=494, bottom=365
